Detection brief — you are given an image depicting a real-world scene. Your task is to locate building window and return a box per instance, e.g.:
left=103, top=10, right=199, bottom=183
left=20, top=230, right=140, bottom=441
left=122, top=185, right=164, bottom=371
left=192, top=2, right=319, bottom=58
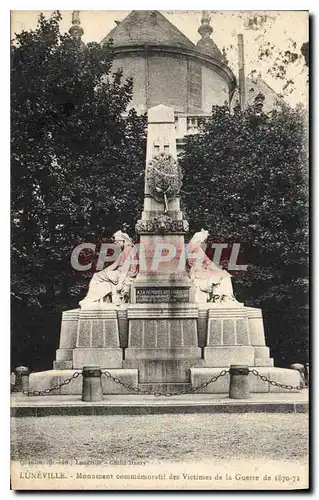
left=188, top=61, right=202, bottom=109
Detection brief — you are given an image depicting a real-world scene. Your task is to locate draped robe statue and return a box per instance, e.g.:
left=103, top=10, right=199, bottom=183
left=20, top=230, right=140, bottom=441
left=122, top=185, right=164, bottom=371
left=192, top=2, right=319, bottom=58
left=187, top=229, right=238, bottom=304
left=79, top=231, right=138, bottom=308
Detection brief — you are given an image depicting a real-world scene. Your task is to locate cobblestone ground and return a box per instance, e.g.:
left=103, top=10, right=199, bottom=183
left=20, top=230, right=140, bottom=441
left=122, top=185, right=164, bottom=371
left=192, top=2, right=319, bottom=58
left=11, top=413, right=308, bottom=465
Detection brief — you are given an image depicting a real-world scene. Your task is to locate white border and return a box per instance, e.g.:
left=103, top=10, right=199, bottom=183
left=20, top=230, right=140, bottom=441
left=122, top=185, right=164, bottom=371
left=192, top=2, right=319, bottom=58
left=3, top=2, right=315, bottom=498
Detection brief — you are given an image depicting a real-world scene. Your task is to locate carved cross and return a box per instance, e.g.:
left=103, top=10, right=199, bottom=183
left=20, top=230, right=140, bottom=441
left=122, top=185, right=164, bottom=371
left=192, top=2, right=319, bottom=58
left=153, top=137, right=170, bottom=155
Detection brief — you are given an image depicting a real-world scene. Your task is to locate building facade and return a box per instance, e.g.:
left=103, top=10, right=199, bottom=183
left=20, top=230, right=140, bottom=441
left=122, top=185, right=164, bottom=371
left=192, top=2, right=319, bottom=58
left=70, top=10, right=284, bottom=142
left=101, top=11, right=237, bottom=141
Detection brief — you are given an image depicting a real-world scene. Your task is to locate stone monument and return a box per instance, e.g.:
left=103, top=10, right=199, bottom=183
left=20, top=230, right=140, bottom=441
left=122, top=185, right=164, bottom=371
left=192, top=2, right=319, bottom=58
left=29, top=104, right=299, bottom=395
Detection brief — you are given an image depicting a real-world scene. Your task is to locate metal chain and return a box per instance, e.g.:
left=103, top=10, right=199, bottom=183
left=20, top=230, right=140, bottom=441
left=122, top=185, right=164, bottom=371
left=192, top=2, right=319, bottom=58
left=10, top=383, right=20, bottom=393
left=12, top=368, right=304, bottom=396
left=102, top=369, right=229, bottom=397
left=249, top=369, right=304, bottom=390
left=12, top=370, right=229, bottom=397
left=20, top=371, right=82, bottom=396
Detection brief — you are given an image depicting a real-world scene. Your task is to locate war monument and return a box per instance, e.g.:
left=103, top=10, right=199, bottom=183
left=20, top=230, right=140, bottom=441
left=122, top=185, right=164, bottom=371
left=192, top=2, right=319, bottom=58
left=28, top=104, right=300, bottom=396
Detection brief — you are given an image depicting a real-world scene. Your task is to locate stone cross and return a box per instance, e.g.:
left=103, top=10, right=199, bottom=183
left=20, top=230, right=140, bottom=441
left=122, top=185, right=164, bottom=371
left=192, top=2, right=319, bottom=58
left=153, top=137, right=170, bottom=156
left=146, top=105, right=177, bottom=164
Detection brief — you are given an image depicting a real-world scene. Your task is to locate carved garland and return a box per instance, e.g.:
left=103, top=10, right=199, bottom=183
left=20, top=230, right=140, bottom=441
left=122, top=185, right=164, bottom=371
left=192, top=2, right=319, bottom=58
left=136, top=218, right=189, bottom=235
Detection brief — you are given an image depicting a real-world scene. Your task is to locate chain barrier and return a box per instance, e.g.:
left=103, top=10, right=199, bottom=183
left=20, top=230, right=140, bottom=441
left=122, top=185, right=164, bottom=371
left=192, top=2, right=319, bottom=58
left=14, top=371, right=82, bottom=396
left=11, top=370, right=228, bottom=397
left=11, top=367, right=304, bottom=397
left=102, top=369, right=229, bottom=397
left=249, top=369, right=304, bottom=391
left=10, top=384, right=20, bottom=393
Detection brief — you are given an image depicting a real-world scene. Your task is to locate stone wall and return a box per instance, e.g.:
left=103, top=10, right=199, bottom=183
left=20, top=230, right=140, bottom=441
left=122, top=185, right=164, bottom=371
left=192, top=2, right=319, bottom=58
left=111, top=52, right=230, bottom=114
left=202, top=65, right=229, bottom=111
left=111, top=55, right=147, bottom=114
left=148, top=55, right=188, bottom=111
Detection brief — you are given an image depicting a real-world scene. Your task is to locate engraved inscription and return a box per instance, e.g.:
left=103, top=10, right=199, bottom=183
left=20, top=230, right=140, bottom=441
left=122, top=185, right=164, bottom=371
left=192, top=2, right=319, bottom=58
left=91, top=320, right=104, bottom=347
left=236, top=318, right=249, bottom=345
left=208, top=319, right=222, bottom=345
left=77, top=320, right=91, bottom=347
left=135, top=287, right=189, bottom=303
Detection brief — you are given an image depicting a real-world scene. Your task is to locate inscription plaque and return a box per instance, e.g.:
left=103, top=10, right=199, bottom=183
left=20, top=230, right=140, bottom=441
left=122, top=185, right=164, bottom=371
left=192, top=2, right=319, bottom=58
left=135, top=287, right=189, bottom=303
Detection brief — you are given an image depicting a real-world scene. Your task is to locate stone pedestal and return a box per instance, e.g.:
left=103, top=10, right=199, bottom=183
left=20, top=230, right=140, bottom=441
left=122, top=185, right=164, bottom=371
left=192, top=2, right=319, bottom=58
left=124, top=304, right=203, bottom=386
left=126, top=304, right=199, bottom=348
left=53, top=307, right=123, bottom=369
left=30, top=301, right=299, bottom=395
left=203, top=305, right=274, bottom=368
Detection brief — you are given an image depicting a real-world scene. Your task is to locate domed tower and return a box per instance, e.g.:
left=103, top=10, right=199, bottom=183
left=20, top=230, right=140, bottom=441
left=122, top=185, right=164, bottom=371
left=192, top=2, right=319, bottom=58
left=69, top=10, right=86, bottom=50
left=101, top=11, right=236, bottom=141
left=196, top=10, right=223, bottom=60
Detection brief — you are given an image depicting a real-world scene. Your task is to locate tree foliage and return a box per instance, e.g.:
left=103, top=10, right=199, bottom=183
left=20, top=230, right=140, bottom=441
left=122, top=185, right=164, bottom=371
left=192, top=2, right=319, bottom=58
left=221, top=11, right=308, bottom=101
left=180, top=103, right=308, bottom=366
left=11, top=12, right=146, bottom=369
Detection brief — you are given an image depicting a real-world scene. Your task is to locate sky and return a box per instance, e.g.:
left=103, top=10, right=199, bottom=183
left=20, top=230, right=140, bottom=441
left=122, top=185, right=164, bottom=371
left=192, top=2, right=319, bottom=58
left=11, top=10, right=308, bottom=107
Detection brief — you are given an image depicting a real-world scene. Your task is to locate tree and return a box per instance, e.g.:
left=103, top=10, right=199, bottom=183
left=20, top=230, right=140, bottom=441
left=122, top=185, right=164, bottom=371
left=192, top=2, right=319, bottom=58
left=179, top=102, right=308, bottom=366
left=11, top=12, right=146, bottom=370
left=220, top=11, right=308, bottom=102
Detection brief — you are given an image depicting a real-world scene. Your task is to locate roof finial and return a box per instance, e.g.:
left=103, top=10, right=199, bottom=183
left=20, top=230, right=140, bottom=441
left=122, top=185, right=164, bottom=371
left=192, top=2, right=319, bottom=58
left=69, top=10, right=84, bottom=42
left=198, top=11, right=213, bottom=41
left=254, top=93, right=265, bottom=115
left=196, top=11, right=223, bottom=60
left=72, top=11, right=80, bottom=25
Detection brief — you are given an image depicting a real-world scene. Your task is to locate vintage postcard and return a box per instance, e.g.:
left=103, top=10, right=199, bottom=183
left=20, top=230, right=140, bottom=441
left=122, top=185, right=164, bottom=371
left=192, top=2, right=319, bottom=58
left=10, top=10, right=309, bottom=490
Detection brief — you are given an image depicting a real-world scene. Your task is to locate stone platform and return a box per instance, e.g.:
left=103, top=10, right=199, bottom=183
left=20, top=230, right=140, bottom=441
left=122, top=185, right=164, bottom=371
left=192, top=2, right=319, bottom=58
left=52, top=304, right=275, bottom=368
left=29, top=302, right=302, bottom=395
left=11, top=391, right=308, bottom=417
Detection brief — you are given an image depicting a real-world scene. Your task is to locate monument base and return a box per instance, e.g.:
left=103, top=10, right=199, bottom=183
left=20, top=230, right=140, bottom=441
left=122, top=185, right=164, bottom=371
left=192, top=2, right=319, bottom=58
left=190, top=367, right=300, bottom=393
left=29, top=369, right=139, bottom=395
left=28, top=366, right=300, bottom=395
left=26, top=303, right=298, bottom=396
left=124, top=359, right=205, bottom=383
left=204, top=346, right=255, bottom=366
left=72, top=348, right=123, bottom=369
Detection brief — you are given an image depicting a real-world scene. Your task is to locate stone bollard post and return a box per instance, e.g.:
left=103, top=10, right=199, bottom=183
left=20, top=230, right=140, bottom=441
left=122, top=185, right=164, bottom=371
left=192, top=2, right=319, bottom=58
left=290, top=363, right=306, bottom=388
left=229, top=365, right=251, bottom=399
left=82, top=366, right=103, bottom=402
left=15, top=366, right=30, bottom=393
left=305, top=363, right=309, bottom=386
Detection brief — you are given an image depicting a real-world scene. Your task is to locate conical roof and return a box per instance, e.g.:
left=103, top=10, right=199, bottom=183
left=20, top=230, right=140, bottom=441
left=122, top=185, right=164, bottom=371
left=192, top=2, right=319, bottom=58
left=101, top=10, right=195, bottom=50
left=196, top=11, right=223, bottom=61
left=196, top=39, right=223, bottom=60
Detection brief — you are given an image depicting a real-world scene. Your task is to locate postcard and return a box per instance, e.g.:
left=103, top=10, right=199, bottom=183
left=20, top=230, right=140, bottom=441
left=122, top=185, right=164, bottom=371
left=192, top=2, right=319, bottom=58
left=11, top=9, right=309, bottom=490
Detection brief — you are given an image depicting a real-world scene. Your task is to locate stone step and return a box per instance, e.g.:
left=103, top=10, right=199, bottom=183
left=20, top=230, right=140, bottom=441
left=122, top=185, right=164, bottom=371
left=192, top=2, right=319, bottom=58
left=138, top=383, right=191, bottom=394
left=11, top=391, right=309, bottom=417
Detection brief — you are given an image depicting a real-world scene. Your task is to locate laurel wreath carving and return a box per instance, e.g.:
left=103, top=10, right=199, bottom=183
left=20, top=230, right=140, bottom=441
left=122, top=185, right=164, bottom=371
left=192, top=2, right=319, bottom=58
left=147, top=153, right=183, bottom=202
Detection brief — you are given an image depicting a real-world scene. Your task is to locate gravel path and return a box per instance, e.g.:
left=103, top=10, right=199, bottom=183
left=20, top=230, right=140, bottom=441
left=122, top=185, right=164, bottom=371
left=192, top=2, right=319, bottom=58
left=11, top=413, right=308, bottom=465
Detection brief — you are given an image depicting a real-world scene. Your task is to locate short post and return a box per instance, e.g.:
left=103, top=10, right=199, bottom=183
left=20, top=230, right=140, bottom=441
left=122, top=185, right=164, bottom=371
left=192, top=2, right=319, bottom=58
left=14, top=366, right=30, bottom=393
left=229, top=365, right=250, bottom=399
left=305, top=363, right=309, bottom=386
left=82, top=366, right=103, bottom=402
left=290, top=363, right=306, bottom=388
